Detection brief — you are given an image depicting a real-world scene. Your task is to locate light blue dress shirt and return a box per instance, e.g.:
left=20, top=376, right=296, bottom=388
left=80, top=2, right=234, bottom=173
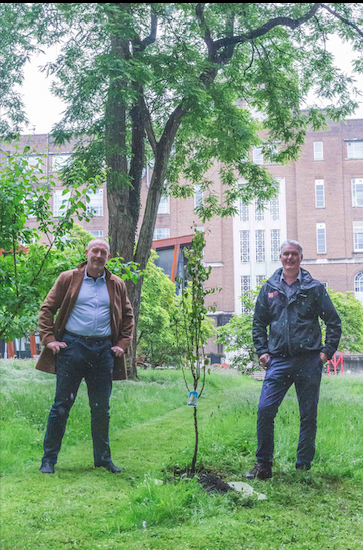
left=65, top=267, right=111, bottom=337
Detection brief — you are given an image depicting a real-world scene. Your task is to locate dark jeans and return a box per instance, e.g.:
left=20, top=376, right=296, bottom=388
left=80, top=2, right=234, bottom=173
left=42, top=333, right=114, bottom=466
left=256, top=353, right=323, bottom=467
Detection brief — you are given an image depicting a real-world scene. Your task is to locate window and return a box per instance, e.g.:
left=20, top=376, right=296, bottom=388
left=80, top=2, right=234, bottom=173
left=52, top=154, right=72, bottom=171
left=352, top=178, right=363, bottom=207
left=53, top=190, right=70, bottom=217
left=195, top=226, right=204, bottom=232
left=353, top=222, right=363, bottom=252
left=355, top=272, right=363, bottom=305
left=315, top=179, right=325, bottom=208
left=316, top=223, right=326, bottom=254
left=20, top=155, right=45, bottom=173
left=240, top=276, right=251, bottom=313
left=270, top=196, right=279, bottom=221
left=256, top=275, right=266, bottom=287
left=194, top=184, right=203, bottom=208
left=255, top=230, right=265, bottom=262
left=347, top=141, right=363, bottom=159
left=314, top=141, right=323, bottom=160
left=153, top=228, right=170, bottom=240
left=158, top=194, right=170, bottom=214
left=253, top=146, right=264, bottom=165
left=240, top=230, right=250, bottom=263
left=255, top=200, right=265, bottom=221
left=89, top=230, right=103, bottom=238
left=239, top=199, right=249, bottom=222
left=271, top=229, right=280, bottom=262
left=86, top=189, right=103, bottom=216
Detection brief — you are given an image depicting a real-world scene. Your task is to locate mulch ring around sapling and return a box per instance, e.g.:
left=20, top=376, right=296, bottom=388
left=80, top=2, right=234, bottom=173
left=166, top=466, right=234, bottom=494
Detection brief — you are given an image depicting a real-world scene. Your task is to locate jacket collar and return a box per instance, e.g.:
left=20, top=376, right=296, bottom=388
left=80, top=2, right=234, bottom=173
left=77, top=260, right=113, bottom=281
left=267, top=267, right=318, bottom=291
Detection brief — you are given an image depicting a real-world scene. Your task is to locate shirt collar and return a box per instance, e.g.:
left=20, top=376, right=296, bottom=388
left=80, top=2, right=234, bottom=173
left=84, top=266, right=106, bottom=281
left=280, top=268, right=302, bottom=284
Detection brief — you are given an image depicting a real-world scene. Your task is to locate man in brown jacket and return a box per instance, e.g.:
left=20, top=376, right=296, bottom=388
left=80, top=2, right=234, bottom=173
left=37, top=238, right=134, bottom=474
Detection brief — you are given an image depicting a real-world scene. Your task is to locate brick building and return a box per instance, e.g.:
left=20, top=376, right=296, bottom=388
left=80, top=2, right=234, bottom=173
left=1, top=119, right=362, bottom=361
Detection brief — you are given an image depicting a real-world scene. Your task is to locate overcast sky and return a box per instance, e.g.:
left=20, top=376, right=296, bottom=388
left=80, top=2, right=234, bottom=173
left=21, top=35, right=363, bottom=135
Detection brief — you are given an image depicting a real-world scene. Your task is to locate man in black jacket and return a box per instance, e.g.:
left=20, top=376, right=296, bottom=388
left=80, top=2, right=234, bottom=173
left=246, top=240, right=341, bottom=480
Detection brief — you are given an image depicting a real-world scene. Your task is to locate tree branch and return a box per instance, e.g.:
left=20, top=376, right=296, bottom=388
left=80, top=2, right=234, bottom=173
left=318, top=3, right=363, bottom=38
left=133, top=11, right=158, bottom=52
left=140, top=97, right=157, bottom=155
left=212, top=4, right=322, bottom=52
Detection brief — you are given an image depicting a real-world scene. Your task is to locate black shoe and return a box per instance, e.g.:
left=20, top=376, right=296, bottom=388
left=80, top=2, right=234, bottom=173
left=95, top=461, right=124, bottom=473
left=296, top=463, right=311, bottom=471
left=245, top=463, right=272, bottom=480
left=39, top=461, right=55, bottom=474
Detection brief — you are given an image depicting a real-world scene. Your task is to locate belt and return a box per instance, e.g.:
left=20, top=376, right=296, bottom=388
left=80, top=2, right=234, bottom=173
left=64, top=330, right=111, bottom=342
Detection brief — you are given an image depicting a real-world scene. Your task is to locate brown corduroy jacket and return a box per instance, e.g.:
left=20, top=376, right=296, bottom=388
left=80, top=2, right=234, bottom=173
left=36, top=261, right=134, bottom=380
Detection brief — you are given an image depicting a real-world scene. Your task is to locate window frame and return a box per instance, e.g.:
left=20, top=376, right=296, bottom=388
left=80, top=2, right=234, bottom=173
left=316, top=223, right=326, bottom=254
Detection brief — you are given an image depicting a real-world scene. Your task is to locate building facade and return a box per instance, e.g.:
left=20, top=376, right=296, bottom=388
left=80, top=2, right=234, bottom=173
left=1, top=119, right=362, bottom=361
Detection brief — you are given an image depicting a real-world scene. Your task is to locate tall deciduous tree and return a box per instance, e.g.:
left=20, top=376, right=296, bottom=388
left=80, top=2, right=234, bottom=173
left=1, top=3, right=363, bottom=374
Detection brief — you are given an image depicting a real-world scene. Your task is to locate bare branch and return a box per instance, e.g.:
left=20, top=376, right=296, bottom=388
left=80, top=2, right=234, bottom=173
left=196, top=3, right=214, bottom=59
left=213, top=4, right=322, bottom=52
left=133, top=11, right=158, bottom=52
left=140, top=97, right=157, bottom=155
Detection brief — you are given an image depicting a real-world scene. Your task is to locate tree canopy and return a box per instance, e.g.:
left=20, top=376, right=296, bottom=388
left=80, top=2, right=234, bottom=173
left=1, top=3, right=363, bottom=373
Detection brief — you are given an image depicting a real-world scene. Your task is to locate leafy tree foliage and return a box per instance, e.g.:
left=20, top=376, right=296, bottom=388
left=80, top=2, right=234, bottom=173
left=0, top=147, right=98, bottom=341
left=325, top=288, right=363, bottom=354
left=1, top=3, right=363, bottom=373
left=215, top=288, right=259, bottom=372
left=137, top=251, right=214, bottom=368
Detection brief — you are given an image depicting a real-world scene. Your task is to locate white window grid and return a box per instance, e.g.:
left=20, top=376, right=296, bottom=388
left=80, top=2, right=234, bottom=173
left=353, top=222, right=363, bottom=252
left=153, top=228, right=170, bottom=240
left=315, top=179, right=325, bottom=208
left=89, top=230, right=103, bottom=238
left=347, top=141, right=363, bottom=159
left=269, top=196, right=279, bottom=221
left=240, top=230, right=250, bottom=263
left=256, top=275, right=265, bottom=287
left=240, top=276, right=251, bottom=314
left=271, top=229, right=280, bottom=262
left=352, top=178, right=363, bottom=207
left=314, top=141, right=324, bottom=160
left=316, top=223, right=326, bottom=254
left=86, top=189, right=103, bottom=216
left=255, top=200, right=265, bottom=221
left=255, top=230, right=265, bottom=262
left=253, top=146, right=264, bottom=165
left=194, top=184, right=203, bottom=208
left=239, top=199, right=249, bottom=222
left=355, top=272, right=363, bottom=293
left=53, top=190, right=71, bottom=217
left=158, top=194, right=170, bottom=214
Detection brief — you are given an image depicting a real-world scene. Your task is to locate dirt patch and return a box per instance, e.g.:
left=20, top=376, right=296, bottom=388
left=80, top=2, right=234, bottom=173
left=167, top=467, right=234, bottom=494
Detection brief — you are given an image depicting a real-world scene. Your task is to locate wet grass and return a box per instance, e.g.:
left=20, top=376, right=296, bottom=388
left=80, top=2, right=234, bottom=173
left=1, top=360, right=363, bottom=550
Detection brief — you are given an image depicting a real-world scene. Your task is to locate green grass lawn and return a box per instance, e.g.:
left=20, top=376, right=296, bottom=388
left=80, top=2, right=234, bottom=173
left=1, top=360, right=363, bottom=550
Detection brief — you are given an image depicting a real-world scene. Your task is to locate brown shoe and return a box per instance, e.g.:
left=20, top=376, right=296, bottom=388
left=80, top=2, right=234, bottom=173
left=245, top=463, right=272, bottom=480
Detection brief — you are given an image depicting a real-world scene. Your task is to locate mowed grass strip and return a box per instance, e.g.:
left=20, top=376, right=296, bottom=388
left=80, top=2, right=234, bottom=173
left=1, top=360, right=363, bottom=550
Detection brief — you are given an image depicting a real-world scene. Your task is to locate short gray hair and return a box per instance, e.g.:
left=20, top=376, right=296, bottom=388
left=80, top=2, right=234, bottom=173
left=87, top=238, right=110, bottom=253
left=280, top=240, right=303, bottom=256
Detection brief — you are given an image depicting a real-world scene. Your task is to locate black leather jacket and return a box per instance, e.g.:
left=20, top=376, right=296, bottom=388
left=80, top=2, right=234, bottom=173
left=253, top=268, right=341, bottom=360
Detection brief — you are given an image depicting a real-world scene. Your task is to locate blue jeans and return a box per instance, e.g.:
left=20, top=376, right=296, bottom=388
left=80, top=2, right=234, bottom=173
left=256, top=353, right=323, bottom=467
left=42, top=333, right=114, bottom=466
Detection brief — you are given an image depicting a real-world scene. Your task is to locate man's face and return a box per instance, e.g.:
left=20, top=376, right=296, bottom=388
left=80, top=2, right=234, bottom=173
left=85, top=241, right=110, bottom=272
left=280, top=244, right=302, bottom=274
